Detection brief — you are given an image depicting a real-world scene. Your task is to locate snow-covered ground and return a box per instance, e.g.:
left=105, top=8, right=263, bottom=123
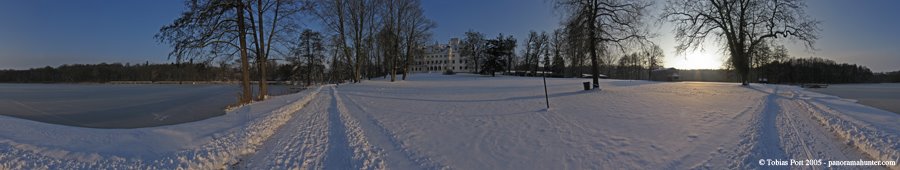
left=1, top=73, right=897, bottom=169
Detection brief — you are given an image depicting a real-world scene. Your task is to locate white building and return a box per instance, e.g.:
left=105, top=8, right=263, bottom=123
left=412, top=38, right=472, bottom=73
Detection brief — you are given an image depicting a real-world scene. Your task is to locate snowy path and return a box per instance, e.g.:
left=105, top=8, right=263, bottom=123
left=778, top=89, right=870, bottom=164
left=238, top=86, right=386, bottom=169
left=733, top=86, right=874, bottom=169
left=238, top=89, right=331, bottom=169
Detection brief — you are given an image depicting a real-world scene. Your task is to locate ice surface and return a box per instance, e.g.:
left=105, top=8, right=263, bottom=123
left=0, top=84, right=292, bottom=128
left=808, top=83, right=900, bottom=114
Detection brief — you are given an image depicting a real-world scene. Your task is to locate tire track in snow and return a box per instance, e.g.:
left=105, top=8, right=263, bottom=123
left=785, top=90, right=888, bottom=169
left=238, top=90, right=331, bottom=169
left=733, top=85, right=875, bottom=170
left=780, top=103, right=815, bottom=160
left=325, top=87, right=359, bottom=169
left=732, top=86, right=788, bottom=169
left=331, top=86, right=386, bottom=170
left=337, top=87, right=442, bottom=169
left=777, top=95, right=874, bottom=169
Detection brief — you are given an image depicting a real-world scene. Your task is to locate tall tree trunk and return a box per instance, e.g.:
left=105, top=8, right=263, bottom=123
left=402, top=31, right=413, bottom=80
left=237, top=2, right=253, bottom=103
left=335, top=0, right=353, bottom=83
left=255, top=0, right=268, bottom=100
left=474, top=53, right=479, bottom=74
left=588, top=4, right=600, bottom=89
left=390, top=53, right=396, bottom=81
left=306, top=37, right=313, bottom=86
left=506, top=54, right=511, bottom=74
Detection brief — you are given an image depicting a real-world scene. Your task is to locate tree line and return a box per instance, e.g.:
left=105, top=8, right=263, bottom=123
left=0, top=62, right=232, bottom=83
left=465, top=0, right=888, bottom=86
left=0, top=61, right=309, bottom=83
left=468, top=0, right=825, bottom=87
left=459, top=29, right=664, bottom=80
left=758, top=57, right=875, bottom=84
left=153, top=0, right=434, bottom=104
left=874, top=71, right=900, bottom=83
left=747, top=42, right=884, bottom=84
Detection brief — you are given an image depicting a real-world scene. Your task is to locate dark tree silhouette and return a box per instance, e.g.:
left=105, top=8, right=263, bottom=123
left=398, top=0, right=435, bottom=80
left=461, top=30, right=486, bottom=74
left=483, top=34, right=516, bottom=77
left=645, top=44, right=664, bottom=79
left=156, top=0, right=254, bottom=104
left=549, top=29, right=567, bottom=77
left=662, top=0, right=821, bottom=85
left=295, top=29, right=325, bottom=86
left=554, top=0, right=652, bottom=89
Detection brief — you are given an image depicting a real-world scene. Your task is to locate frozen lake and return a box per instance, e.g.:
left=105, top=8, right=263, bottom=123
left=0, top=83, right=294, bottom=128
left=807, top=83, right=900, bottom=114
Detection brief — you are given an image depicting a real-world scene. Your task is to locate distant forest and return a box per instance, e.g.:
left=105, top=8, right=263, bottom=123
left=674, top=58, right=900, bottom=84
left=541, top=55, right=898, bottom=84
left=0, top=61, right=323, bottom=84
left=1, top=56, right=897, bottom=84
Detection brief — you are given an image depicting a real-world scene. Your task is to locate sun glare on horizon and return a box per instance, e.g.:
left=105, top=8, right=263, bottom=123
left=666, top=49, right=725, bottom=70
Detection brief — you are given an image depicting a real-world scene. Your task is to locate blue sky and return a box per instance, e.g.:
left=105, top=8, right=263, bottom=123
left=1, top=0, right=898, bottom=72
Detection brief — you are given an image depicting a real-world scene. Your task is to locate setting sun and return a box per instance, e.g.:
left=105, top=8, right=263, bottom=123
left=666, top=49, right=725, bottom=70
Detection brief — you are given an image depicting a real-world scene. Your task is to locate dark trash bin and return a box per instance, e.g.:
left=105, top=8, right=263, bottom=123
left=583, top=82, right=590, bottom=91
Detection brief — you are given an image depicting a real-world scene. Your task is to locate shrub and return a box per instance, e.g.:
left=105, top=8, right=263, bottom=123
left=443, top=69, right=456, bottom=75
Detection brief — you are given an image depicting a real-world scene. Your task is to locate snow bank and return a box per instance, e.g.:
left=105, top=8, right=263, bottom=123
left=0, top=86, right=324, bottom=169
left=792, top=87, right=900, bottom=165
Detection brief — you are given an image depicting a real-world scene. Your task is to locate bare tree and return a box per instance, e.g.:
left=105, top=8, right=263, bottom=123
left=645, top=44, right=664, bottom=79
left=563, top=19, right=587, bottom=77
left=399, top=0, right=435, bottom=80
left=521, top=32, right=535, bottom=74
left=375, top=0, right=435, bottom=81
left=662, top=0, right=821, bottom=85
left=617, top=52, right=645, bottom=79
left=549, top=29, right=566, bottom=76
left=379, top=0, right=401, bottom=82
left=377, top=9, right=395, bottom=81
left=243, top=0, right=304, bottom=100
left=294, top=29, right=325, bottom=86
left=554, top=0, right=653, bottom=89
left=749, top=40, right=771, bottom=81
left=157, top=0, right=255, bottom=104
left=523, top=31, right=549, bottom=76
left=461, top=30, right=486, bottom=74
left=771, top=44, right=789, bottom=63
left=309, top=0, right=379, bottom=83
